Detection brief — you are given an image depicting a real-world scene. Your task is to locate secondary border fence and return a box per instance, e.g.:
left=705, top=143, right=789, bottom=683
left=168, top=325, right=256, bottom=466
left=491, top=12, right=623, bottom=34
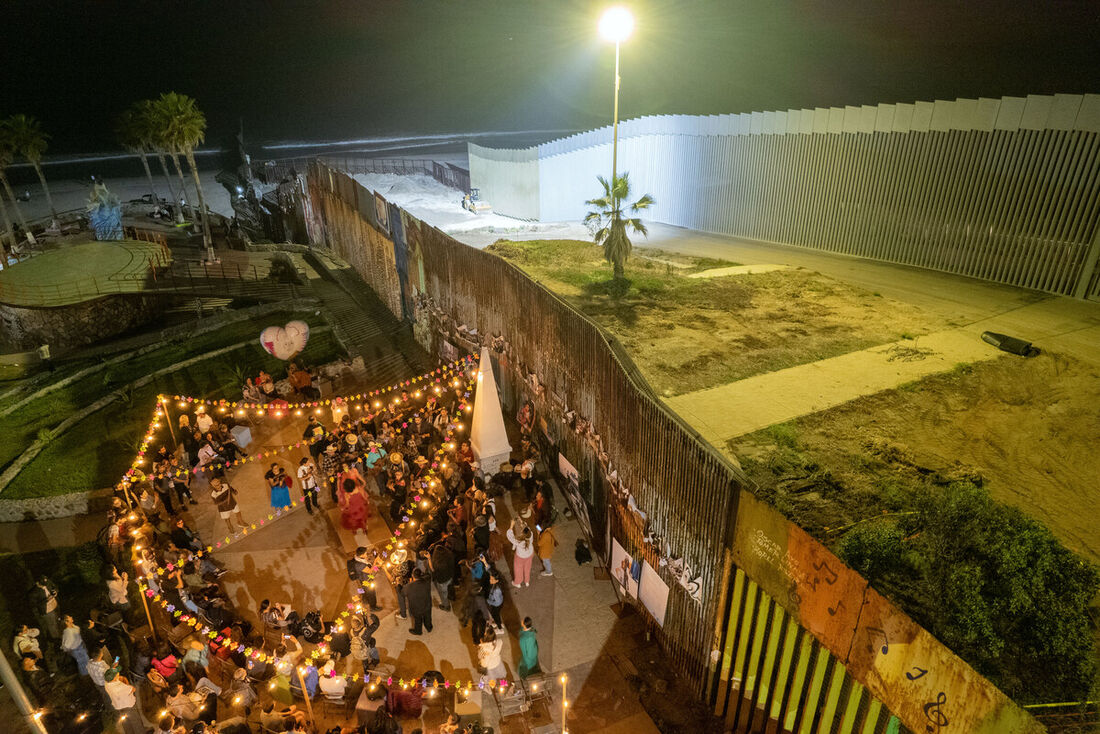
left=305, top=161, right=1045, bottom=734
left=469, top=93, right=1100, bottom=300
left=253, top=155, right=470, bottom=193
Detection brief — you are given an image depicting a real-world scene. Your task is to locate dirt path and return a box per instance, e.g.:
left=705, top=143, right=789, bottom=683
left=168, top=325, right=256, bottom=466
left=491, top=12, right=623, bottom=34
left=665, top=328, right=1005, bottom=449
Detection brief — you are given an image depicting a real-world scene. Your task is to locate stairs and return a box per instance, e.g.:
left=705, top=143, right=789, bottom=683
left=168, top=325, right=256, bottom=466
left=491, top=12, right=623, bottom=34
left=302, top=251, right=431, bottom=388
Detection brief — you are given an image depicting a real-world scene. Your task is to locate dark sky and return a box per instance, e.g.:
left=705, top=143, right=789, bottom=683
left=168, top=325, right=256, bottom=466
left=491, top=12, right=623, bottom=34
left=1, top=0, right=1097, bottom=153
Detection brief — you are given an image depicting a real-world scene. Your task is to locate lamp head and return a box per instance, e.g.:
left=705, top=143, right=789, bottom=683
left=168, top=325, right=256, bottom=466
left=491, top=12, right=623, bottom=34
left=599, top=6, right=634, bottom=43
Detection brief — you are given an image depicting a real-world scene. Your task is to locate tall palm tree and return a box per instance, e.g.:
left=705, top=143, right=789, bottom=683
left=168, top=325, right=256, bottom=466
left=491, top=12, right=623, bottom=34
left=154, top=92, right=214, bottom=260
left=0, top=192, right=14, bottom=262
left=0, top=123, right=36, bottom=245
left=115, top=105, right=160, bottom=206
left=137, top=99, right=181, bottom=216
left=7, top=115, right=58, bottom=228
left=584, top=172, right=654, bottom=280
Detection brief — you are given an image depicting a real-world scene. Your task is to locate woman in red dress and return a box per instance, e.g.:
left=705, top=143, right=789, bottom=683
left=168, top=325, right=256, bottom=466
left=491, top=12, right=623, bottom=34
left=338, top=461, right=369, bottom=531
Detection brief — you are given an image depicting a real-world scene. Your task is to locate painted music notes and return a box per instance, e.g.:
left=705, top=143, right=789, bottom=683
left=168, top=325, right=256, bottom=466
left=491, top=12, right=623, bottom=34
left=922, top=691, right=949, bottom=731
left=906, top=666, right=928, bottom=681
left=827, top=600, right=845, bottom=616
left=865, top=626, right=889, bottom=655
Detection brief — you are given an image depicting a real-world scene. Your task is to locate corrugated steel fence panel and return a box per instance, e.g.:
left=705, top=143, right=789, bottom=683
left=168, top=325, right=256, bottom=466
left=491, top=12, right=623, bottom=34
left=470, top=94, right=1100, bottom=298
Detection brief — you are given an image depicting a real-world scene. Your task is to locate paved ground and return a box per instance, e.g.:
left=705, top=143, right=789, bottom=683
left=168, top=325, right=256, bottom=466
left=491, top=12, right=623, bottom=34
left=0, top=400, right=663, bottom=733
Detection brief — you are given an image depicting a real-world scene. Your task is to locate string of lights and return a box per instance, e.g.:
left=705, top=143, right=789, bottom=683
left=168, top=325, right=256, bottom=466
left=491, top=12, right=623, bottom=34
left=131, top=366, right=510, bottom=693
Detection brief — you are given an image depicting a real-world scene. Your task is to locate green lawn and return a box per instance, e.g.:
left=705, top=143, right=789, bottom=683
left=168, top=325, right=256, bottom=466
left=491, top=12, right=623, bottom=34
left=1, top=313, right=344, bottom=499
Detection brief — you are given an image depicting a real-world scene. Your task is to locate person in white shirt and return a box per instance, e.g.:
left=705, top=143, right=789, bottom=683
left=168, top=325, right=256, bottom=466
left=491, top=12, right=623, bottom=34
left=86, top=647, right=111, bottom=702
left=317, top=659, right=346, bottom=698
left=297, top=456, right=320, bottom=515
left=13, top=624, right=42, bottom=659
left=194, top=406, right=214, bottom=434
left=104, top=669, right=146, bottom=734
left=477, top=626, right=507, bottom=683
left=106, top=566, right=130, bottom=612
left=506, top=524, right=536, bottom=588
left=60, top=614, right=89, bottom=675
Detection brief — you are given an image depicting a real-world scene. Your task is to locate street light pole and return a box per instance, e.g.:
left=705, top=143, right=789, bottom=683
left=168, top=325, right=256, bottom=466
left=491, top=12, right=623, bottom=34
left=612, top=39, right=621, bottom=200
left=599, top=6, right=634, bottom=208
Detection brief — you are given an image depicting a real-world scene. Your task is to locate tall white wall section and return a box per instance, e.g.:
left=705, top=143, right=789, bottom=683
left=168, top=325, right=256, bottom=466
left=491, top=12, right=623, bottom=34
left=467, top=143, right=541, bottom=220
left=470, top=94, right=1100, bottom=298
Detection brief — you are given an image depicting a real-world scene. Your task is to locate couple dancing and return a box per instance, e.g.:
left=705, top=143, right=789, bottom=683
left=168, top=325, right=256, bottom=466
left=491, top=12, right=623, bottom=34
left=264, top=458, right=369, bottom=532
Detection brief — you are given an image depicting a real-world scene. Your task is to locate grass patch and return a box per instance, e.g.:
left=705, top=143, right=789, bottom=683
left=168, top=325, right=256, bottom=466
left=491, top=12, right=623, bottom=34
left=488, top=239, right=939, bottom=395
left=0, top=310, right=323, bottom=470
left=1, top=320, right=343, bottom=499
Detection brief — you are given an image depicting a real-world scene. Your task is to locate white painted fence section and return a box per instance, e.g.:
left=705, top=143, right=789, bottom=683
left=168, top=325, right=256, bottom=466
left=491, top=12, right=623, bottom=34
left=470, top=94, right=1100, bottom=298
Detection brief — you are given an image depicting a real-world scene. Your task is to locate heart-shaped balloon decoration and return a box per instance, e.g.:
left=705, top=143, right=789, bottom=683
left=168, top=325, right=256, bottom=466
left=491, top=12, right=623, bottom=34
left=260, top=320, right=310, bottom=360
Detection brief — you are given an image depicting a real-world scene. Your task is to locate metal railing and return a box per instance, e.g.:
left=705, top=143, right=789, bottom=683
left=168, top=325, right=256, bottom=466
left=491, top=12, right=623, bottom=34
left=0, top=250, right=295, bottom=307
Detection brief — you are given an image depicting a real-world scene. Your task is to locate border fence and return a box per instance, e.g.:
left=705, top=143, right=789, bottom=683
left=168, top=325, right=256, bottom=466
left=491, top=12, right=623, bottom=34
left=469, top=93, right=1100, bottom=300
left=305, top=160, right=1045, bottom=734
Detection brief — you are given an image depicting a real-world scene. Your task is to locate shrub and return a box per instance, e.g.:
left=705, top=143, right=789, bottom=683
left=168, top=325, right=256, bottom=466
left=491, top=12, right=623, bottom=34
left=837, top=520, right=903, bottom=583
left=909, top=482, right=1100, bottom=703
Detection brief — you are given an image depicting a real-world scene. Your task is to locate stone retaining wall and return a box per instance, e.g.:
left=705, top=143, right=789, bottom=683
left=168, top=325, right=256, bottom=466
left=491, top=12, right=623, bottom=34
left=0, top=487, right=114, bottom=522
left=0, top=294, right=158, bottom=352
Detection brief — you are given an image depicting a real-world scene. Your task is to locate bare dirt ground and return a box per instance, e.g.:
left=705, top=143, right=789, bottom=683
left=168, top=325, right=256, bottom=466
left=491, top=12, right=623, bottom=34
left=488, top=239, right=943, bottom=395
left=732, top=351, right=1100, bottom=567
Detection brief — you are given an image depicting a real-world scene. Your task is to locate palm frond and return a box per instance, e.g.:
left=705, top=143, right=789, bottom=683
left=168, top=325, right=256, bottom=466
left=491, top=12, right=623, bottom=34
left=631, top=193, right=655, bottom=212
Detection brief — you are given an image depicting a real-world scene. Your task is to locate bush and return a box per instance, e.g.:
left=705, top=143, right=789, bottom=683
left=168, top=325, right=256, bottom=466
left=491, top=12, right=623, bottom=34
left=907, top=482, right=1100, bottom=703
left=837, top=520, right=903, bottom=583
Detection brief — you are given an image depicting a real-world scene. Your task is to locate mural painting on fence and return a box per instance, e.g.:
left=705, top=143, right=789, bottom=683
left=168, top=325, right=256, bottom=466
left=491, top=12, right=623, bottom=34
left=732, top=491, right=1042, bottom=734
left=849, top=585, right=1043, bottom=734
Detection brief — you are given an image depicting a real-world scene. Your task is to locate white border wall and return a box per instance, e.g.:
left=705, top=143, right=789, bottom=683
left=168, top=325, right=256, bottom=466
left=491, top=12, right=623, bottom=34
left=470, top=94, right=1100, bottom=298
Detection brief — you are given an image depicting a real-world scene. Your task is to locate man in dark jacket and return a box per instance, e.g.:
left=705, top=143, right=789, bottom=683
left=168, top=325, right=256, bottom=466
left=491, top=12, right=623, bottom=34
left=405, top=569, right=433, bottom=635
left=30, top=576, right=60, bottom=640
left=428, top=541, right=455, bottom=612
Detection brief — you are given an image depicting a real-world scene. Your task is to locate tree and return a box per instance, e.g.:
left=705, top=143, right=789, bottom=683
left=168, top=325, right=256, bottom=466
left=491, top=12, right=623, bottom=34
left=902, top=482, right=1100, bottom=703
left=153, top=92, right=214, bottom=260
left=0, top=193, right=14, bottom=263
left=0, top=122, right=36, bottom=245
left=137, top=99, right=181, bottom=218
left=584, top=172, right=654, bottom=280
left=115, top=105, right=161, bottom=206
left=7, top=115, right=58, bottom=228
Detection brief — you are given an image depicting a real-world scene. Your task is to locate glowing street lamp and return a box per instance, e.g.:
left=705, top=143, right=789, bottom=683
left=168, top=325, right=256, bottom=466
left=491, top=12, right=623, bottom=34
left=598, top=6, right=635, bottom=197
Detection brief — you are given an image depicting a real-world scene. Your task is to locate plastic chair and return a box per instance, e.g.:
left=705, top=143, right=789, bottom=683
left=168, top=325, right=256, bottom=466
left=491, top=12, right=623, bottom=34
left=321, top=691, right=352, bottom=719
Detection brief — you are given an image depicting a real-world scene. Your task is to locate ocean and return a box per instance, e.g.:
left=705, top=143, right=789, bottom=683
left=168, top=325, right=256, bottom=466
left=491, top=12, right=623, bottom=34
left=1, top=129, right=576, bottom=187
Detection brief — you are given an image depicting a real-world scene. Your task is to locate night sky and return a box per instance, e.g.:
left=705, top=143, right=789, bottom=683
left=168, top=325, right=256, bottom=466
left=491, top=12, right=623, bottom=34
left=1, top=0, right=1097, bottom=154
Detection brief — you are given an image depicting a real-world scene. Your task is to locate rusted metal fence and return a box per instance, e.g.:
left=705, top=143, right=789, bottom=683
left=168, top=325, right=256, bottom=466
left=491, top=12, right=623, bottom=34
left=305, top=161, right=1045, bottom=734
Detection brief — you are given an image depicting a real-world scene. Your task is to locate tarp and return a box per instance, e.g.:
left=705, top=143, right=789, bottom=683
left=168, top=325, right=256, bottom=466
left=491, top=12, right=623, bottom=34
left=470, top=347, right=511, bottom=474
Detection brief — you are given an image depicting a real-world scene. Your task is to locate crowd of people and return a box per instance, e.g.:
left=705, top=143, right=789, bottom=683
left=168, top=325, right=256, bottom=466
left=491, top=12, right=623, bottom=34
left=26, top=366, right=565, bottom=733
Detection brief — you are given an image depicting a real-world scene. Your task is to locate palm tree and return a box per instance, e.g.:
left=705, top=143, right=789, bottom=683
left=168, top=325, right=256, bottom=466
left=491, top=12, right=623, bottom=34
left=136, top=99, right=181, bottom=217
left=7, top=115, right=57, bottom=228
left=153, top=92, right=214, bottom=260
left=0, top=193, right=14, bottom=263
left=115, top=104, right=161, bottom=206
left=0, top=123, right=36, bottom=245
left=584, top=173, right=654, bottom=280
